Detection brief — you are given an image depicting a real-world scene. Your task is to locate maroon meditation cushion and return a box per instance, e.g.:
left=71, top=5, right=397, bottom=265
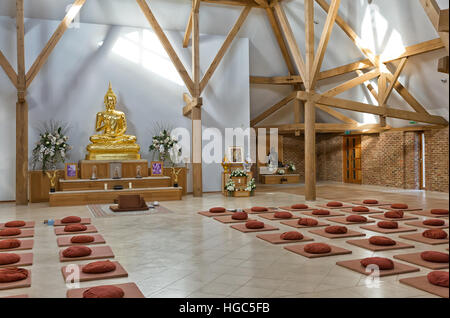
left=280, top=231, right=304, bottom=240
left=245, top=220, right=264, bottom=229
left=291, top=204, right=308, bottom=210
left=312, top=209, right=330, bottom=216
left=64, top=224, right=87, bottom=232
left=62, top=246, right=92, bottom=258
left=421, top=251, right=449, bottom=263
left=251, top=207, right=268, bottom=212
left=0, top=228, right=21, bottom=236
left=431, top=209, right=449, bottom=215
left=423, top=219, right=445, bottom=226
left=360, top=257, right=394, bottom=270
left=82, top=260, right=117, bottom=274
left=422, top=229, right=448, bottom=240
left=326, top=201, right=343, bottom=207
left=352, top=206, right=370, bottom=213
left=61, top=216, right=82, bottom=224
left=427, top=271, right=449, bottom=288
left=83, top=285, right=125, bottom=298
left=0, top=267, right=28, bottom=283
left=231, top=212, right=248, bottom=220
left=209, top=207, right=226, bottom=213
left=0, top=239, right=21, bottom=249
left=274, top=211, right=293, bottom=219
left=0, top=268, right=28, bottom=283
left=325, top=226, right=348, bottom=234
left=0, top=253, right=21, bottom=265
left=369, top=236, right=396, bottom=246
left=384, top=211, right=404, bottom=219
left=304, top=243, right=331, bottom=254
left=4, top=221, right=26, bottom=228
left=363, top=199, right=378, bottom=204
left=71, top=235, right=95, bottom=244
left=298, top=218, right=318, bottom=226
left=346, top=215, right=367, bottom=223
left=391, top=203, right=408, bottom=209
left=377, top=221, right=398, bottom=229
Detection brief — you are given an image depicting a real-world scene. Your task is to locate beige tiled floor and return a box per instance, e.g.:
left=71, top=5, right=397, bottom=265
left=0, top=182, right=448, bottom=298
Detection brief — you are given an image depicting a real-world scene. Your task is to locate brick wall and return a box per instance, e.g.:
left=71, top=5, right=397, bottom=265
left=282, top=135, right=305, bottom=181
left=281, top=134, right=342, bottom=182
left=279, top=128, right=448, bottom=193
left=425, top=127, right=449, bottom=192
left=361, top=131, right=411, bottom=188
left=317, top=134, right=343, bottom=182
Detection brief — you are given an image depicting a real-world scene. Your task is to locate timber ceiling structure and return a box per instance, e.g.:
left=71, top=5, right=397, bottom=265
left=0, top=0, right=448, bottom=203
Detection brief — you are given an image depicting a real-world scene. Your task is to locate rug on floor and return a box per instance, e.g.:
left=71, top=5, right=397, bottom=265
left=88, top=204, right=173, bottom=218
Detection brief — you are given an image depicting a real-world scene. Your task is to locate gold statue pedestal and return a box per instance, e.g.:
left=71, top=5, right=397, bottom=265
left=86, top=143, right=141, bottom=160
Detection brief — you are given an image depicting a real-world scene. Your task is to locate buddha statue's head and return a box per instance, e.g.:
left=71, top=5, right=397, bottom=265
left=104, top=82, right=117, bottom=111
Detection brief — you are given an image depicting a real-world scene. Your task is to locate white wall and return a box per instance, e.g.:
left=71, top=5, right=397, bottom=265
left=0, top=16, right=250, bottom=200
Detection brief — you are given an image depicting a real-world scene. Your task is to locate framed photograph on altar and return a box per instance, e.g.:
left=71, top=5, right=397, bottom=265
left=64, top=163, right=78, bottom=180
left=228, top=146, right=243, bottom=163
left=150, top=161, right=164, bottom=176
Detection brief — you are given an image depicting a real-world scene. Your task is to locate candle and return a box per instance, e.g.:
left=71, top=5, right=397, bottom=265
left=104, top=183, right=107, bottom=190
left=129, top=182, right=132, bottom=189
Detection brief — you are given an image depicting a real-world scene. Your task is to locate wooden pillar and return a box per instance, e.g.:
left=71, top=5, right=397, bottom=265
left=304, top=99, right=316, bottom=201
left=16, top=0, right=28, bottom=205
left=191, top=1, right=202, bottom=197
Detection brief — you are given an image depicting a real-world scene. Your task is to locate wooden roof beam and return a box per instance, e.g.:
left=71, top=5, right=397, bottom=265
left=273, top=1, right=307, bottom=85
left=380, top=57, right=408, bottom=105
left=0, top=50, right=17, bottom=88
left=419, top=0, right=449, bottom=53
left=182, top=10, right=193, bottom=48
left=200, top=6, right=252, bottom=93
left=310, top=0, right=341, bottom=89
left=254, top=123, right=382, bottom=132
left=297, top=91, right=448, bottom=125
left=137, top=0, right=195, bottom=96
left=265, top=6, right=296, bottom=75
left=322, top=68, right=380, bottom=97
left=26, top=0, right=86, bottom=87
left=250, top=91, right=296, bottom=126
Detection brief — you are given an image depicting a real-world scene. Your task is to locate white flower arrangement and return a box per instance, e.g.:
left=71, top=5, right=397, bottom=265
left=149, top=126, right=181, bottom=164
left=246, top=178, right=256, bottom=192
left=277, top=169, right=286, bottom=175
left=32, top=121, right=71, bottom=172
left=225, top=179, right=236, bottom=192
left=286, top=162, right=296, bottom=172
left=230, top=169, right=248, bottom=177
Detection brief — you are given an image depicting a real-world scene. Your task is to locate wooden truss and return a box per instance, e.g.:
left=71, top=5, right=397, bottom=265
left=251, top=0, right=448, bottom=134
left=0, top=0, right=448, bottom=203
left=247, top=0, right=448, bottom=200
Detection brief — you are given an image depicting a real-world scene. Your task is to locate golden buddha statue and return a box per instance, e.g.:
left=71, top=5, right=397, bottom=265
left=86, top=83, right=141, bottom=160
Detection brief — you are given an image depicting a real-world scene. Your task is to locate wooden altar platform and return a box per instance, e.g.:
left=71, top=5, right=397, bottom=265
left=260, top=174, right=300, bottom=184
left=49, top=186, right=182, bottom=207
left=30, top=159, right=187, bottom=205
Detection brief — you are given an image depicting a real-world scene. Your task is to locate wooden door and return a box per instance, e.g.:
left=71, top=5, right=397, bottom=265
left=343, top=135, right=362, bottom=184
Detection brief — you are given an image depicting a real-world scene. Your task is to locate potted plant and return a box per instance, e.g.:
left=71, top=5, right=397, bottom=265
left=230, top=169, right=248, bottom=188
left=246, top=178, right=256, bottom=196
left=225, top=179, right=236, bottom=197
left=31, top=121, right=71, bottom=192
left=286, top=162, right=296, bottom=173
left=149, top=124, right=181, bottom=165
